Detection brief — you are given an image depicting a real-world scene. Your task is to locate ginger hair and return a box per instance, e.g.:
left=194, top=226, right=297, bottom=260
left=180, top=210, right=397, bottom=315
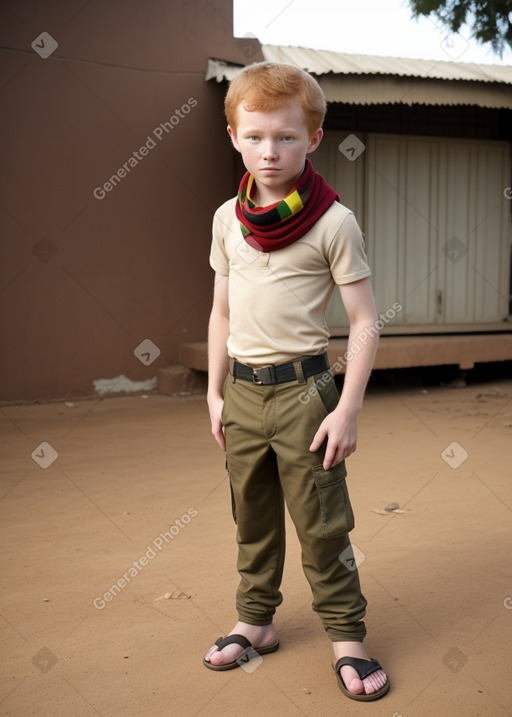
left=225, top=61, right=326, bottom=136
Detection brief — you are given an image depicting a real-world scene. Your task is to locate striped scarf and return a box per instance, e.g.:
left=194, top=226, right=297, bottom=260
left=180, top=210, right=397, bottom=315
left=235, top=159, right=339, bottom=252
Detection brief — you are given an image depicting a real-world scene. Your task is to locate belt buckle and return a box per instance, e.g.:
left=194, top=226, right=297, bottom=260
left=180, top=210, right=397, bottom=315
left=252, top=365, right=277, bottom=385
left=252, top=368, right=264, bottom=385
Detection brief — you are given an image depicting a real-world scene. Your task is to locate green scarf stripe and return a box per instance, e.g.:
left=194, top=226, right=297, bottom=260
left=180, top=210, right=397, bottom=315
left=276, top=202, right=293, bottom=220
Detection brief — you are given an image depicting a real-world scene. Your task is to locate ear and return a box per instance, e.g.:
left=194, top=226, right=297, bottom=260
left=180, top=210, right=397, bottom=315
left=227, top=125, right=241, bottom=153
left=306, top=127, right=323, bottom=154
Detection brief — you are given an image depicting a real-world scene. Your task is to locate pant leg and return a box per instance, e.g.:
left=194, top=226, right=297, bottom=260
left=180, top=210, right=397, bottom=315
left=270, top=372, right=368, bottom=642
left=223, top=376, right=286, bottom=625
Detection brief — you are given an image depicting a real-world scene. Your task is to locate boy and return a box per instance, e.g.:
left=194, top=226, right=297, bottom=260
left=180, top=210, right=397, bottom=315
left=203, top=61, right=389, bottom=702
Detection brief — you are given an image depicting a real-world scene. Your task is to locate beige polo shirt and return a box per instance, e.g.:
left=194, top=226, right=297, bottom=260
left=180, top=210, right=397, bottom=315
left=210, top=197, right=371, bottom=367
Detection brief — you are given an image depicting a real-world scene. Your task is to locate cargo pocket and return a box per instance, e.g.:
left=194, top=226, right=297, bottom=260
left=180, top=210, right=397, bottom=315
left=312, top=462, right=354, bottom=538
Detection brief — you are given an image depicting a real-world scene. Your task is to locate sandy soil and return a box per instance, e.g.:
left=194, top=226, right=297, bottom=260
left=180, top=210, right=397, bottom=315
left=1, top=371, right=511, bottom=717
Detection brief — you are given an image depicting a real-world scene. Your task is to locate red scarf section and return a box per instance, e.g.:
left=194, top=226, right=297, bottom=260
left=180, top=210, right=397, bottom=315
left=235, top=159, right=339, bottom=252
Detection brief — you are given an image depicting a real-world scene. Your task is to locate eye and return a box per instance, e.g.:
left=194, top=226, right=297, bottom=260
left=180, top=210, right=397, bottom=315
left=281, top=135, right=294, bottom=141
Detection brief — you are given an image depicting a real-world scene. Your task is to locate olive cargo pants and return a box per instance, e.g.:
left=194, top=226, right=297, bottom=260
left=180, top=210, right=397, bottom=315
left=222, top=366, right=367, bottom=642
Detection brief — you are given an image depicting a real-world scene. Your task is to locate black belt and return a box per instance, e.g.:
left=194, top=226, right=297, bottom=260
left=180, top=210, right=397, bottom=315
left=232, top=353, right=330, bottom=385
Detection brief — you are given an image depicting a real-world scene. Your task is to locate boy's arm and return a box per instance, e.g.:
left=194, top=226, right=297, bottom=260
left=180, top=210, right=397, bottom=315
left=207, top=273, right=230, bottom=451
left=309, top=277, right=378, bottom=470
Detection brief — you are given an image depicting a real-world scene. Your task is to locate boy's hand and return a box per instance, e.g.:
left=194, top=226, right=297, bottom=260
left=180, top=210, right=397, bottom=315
left=309, top=408, right=358, bottom=470
left=208, top=394, right=226, bottom=451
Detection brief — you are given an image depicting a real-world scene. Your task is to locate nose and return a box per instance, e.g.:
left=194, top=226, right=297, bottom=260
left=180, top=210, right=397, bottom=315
left=262, top=140, right=278, bottom=160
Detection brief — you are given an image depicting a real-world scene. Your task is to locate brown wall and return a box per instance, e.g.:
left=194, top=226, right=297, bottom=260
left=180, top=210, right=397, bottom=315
left=0, top=0, right=262, bottom=402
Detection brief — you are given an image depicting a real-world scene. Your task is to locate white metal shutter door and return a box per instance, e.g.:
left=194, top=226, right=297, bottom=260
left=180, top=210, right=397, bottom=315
left=437, top=140, right=510, bottom=324
left=366, top=135, right=439, bottom=327
left=366, top=134, right=511, bottom=331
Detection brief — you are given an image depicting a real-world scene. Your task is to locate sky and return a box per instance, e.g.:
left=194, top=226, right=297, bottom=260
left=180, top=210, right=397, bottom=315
left=233, top=0, right=512, bottom=66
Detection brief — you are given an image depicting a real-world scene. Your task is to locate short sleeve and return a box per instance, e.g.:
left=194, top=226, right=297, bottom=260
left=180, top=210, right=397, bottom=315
left=328, top=210, right=371, bottom=285
left=209, top=205, right=231, bottom=277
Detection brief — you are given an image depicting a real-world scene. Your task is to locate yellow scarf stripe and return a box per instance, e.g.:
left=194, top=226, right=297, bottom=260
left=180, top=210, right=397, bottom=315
left=283, top=190, right=304, bottom=215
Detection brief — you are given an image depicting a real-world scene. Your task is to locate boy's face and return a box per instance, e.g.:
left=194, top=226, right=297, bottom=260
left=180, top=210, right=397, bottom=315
left=228, top=101, right=323, bottom=204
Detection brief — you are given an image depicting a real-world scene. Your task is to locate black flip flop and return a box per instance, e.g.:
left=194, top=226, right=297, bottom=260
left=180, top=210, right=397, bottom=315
left=333, top=656, right=390, bottom=701
left=203, top=633, right=280, bottom=671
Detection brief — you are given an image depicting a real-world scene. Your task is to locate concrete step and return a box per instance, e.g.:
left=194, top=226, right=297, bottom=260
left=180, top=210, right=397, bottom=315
left=180, top=341, right=208, bottom=372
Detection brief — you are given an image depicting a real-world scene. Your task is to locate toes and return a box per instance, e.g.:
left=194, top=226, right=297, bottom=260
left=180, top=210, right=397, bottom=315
left=340, top=666, right=388, bottom=696
left=203, top=646, right=217, bottom=663
left=340, top=667, right=364, bottom=695
left=362, top=669, right=388, bottom=694
left=205, top=644, right=244, bottom=666
left=361, top=675, right=378, bottom=694
left=209, top=649, right=225, bottom=666
left=345, top=677, right=365, bottom=695
left=376, top=669, right=388, bottom=688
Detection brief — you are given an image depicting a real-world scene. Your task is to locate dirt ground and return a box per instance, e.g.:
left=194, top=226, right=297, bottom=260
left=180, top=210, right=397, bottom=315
left=1, top=368, right=511, bottom=717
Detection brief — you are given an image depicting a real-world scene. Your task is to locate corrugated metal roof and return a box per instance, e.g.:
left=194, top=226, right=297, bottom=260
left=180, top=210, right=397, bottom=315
left=206, top=45, right=512, bottom=109
left=316, top=74, right=511, bottom=107
left=261, top=45, right=512, bottom=84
